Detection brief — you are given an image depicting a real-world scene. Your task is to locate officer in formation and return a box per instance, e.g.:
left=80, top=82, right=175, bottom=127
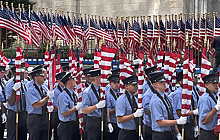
left=198, top=73, right=219, bottom=140
left=82, top=67, right=93, bottom=89
left=57, top=72, right=81, bottom=140
left=6, top=63, right=28, bottom=140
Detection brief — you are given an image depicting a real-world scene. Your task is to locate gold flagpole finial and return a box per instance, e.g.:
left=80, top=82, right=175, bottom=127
left=204, top=34, right=207, bottom=44
left=173, top=39, right=176, bottom=50
left=167, top=35, right=170, bottom=48
left=69, top=42, right=72, bottom=50
left=158, top=36, right=161, bottom=48
left=1, top=42, right=3, bottom=51
left=102, top=35, right=105, bottom=44
left=46, top=42, right=48, bottom=52
left=76, top=36, right=78, bottom=48
left=150, top=39, right=153, bottom=50
left=121, top=36, right=123, bottom=49
left=190, top=36, right=193, bottom=46
left=207, top=39, right=210, bottom=50
left=17, top=36, right=19, bottom=46
left=21, top=41, right=24, bottom=50
left=58, top=39, right=61, bottom=49
left=140, top=32, right=143, bottom=47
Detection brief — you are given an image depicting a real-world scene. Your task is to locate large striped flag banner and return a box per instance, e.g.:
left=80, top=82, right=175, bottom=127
left=76, top=48, right=84, bottom=135
left=15, top=47, right=22, bottom=102
left=146, top=50, right=156, bottom=68
left=119, top=49, right=134, bottom=95
left=99, top=44, right=117, bottom=100
left=138, top=46, right=144, bottom=109
left=181, top=46, right=191, bottom=117
left=157, top=50, right=164, bottom=71
left=199, top=46, right=211, bottom=96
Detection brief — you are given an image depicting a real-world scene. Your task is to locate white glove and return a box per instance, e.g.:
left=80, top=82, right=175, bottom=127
left=194, top=126, right=199, bottom=137
left=177, top=116, right=187, bottom=125
left=13, top=82, right=21, bottom=91
left=96, top=100, right=106, bottom=109
left=193, top=108, right=198, bottom=115
left=108, top=123, right=114, bottom=133
left=133, top=108, right=144, bottom=118
left=215, top=100, right=220, bottom=111
left=75, top=102, right=82, bottom=110
left=1, top=113, right=6, bottom=124
left=47, top=90, right=54, bottom=99
left=47, top=106, right=54, bottom=113
left=176, top=133, right=182, bottom=140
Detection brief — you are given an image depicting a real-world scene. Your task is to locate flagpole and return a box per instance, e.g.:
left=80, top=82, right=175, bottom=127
left=197, top=13, right=200, bottom=66
left=212, top=12, right=215, bottom=65
left=5, top=2, right=9, bottom=57
left=0, top=1, right=2, bottom=52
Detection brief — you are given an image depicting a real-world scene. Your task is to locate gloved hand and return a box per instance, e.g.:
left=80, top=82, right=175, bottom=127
left=13, top=82, right=21, bottom=91
left=47, top=90, right=54, bottom=99
left=75, top=102, right=82, bottom=110
left=133, top=108, right=144, bottom=118
left=193, top=108, right=198, bottom=115
left=1, top=113, right=6, bottom=124
left=108, top=123, right=114, bottom=133
left=47, top=106, right=54, bottom=113
left=177, top=116, right=187, bottom=125
left=176, top=133, right=182, bottom=140
left=194, top=126, right=199, bottom=137
left=96, top=100, right=106, bottom=109
left=215, top=100, right=220, bottom=111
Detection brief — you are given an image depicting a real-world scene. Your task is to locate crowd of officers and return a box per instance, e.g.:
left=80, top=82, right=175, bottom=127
left=0, top=61, right=218, bottom=140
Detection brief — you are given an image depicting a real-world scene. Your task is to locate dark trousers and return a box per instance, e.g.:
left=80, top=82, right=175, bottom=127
left=152, top=131, right=172, bottom=140
left=199, top=129, right=218, bottom=140
left=0, top=111, right=5, bottom=140
left=212, top=53, right=220, bottom=73
left=27, top=114, right=48, bottom=140
left=143, top=124, right=153, bottom=140
left=86, top=116, right=109, bottom=140
left=118, top=129, right=138, bottom=140
left=57, top=121, right=80, bottom=140
left=109, top=123, right=119, bottom=140
left=83, top=114, right=87, bottom=140
left=177, top=123, right=194, bottom=140
left=7, top=110, right=27, bottom=140
left=52, top=112, right=59, bottom=140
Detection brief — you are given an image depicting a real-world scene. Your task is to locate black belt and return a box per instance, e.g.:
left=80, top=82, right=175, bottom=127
left=8, top=109, right=27, bottom=113
left=153, top=131, right=172, bottom=134
left=120, top=129, right=137, bottom=132
left=200, top=128, right=214, bottom=132
left=60, top=120, right=76, bottom=123
left=28, top=113, right=42, bottom=116
left=87, top=116, right=101, bottom=120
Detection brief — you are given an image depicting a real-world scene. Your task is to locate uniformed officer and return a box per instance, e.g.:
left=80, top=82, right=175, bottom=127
left=149, top=72, right=186, bottom=140
left=106, top=74, right=120, bottom=139
left=26, top=68, right=52, bottom=140
left=116, top=75, right=143, bottom=140
left=106, top=68, right=120, bottom=92
left=52, top=72, right=66, bottom=140
left=171, top=70, right=199, bottom=140
left=0, top=66, right=7, bottom=140
left=82, top=69, right=107, bottom=140
left=57, top=72, right=81, bottom=140
left=5, top=66, right=28, bottom=140
left=27, top=65, right=46, bottom=88
left=4, top=65, right=9, bottom=81
left=198, top=73, right=220, bottom=140
left=82, top=67, right=93, bottom=89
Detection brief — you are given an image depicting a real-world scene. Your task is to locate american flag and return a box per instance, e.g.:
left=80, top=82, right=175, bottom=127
left=39, top=11, right=52, bottom=43
left=99, top=44, right=117, bottom=100
left=15, top=47, right=22, bottom=102
left=153, top=20, right=159, bottom=55
left=186, top=19, right=192, bottom=40
left=76, top=48, right=84, bottom=134
left=44, top=50, right=50, bottom=80
left=206, top=18, right=213, bottom=39
left=166, top=20, right=172, bottom=37
left=83, top=17, right=90, bottom=51
left=147, top=20, right=154, bottom=49
left=199, top=47, right=211, bottom=96
left=74, top=16, right=83, bottom=37
left=142, top=20, right=150, bottom=53
left=133, top=20, right=141, bottom=58
left=181, top=46, right=191, bottom=117
left=178, top=19, right=185, bottom=52
left=170, top=52, right=181, bottom=91
left=138, top=46, right=144, bottom=109
left=30, top=11, right=41, bottom=35
left=156, top=50, right=164, bottom=71
left=214, top=17, right=220, bottom=38
left=192, top=18, right=199, bottom=50
left=119, top=49, right=133, bottom=95
left=94, top=49, right=101, bottom=69
left=117, top=21, right=123, bottom=45
left=164, top=49, right=170, bottom=95
left=52, top=13, right=66, bottom=42
left=56, top=48, right=62, bottom=73
left=146, top=50, right=156, bottom=68
left=160, top=19, right=166, bottom=47
left=199, top=18, right=206, bottom=49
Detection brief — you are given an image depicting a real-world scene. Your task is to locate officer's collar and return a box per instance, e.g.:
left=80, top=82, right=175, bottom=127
left=92, top=83, right=99, bottom=90
left=110, top=88, right=119, bottom=94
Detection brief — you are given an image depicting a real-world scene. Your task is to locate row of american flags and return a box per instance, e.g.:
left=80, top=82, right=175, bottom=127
left=1, top=4, right=220, bottom=58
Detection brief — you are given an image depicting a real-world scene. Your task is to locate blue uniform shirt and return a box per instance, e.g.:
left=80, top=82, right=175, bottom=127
left=82, top=83, right=102, bottom=118
left=26, top=83, right=46, bottom=114
left=0, top=79, right=5, bottom=103
left=27, top=79, right=34, bottom=88
left=106, top=88, right=119, bottom=123
left=142, top=88, right=154, bottom=127
left=198, top=91, right=218, bottom=130
left=53, top=85, right=64, bottom=106
left=5, top=79, right=28, bottom=111
left=143, top=80, right=150, bottom=94
left=115, top=91, right=137, bottom=130
left=150, top=91, right=178, bottom=132
left=57, top=87, right=77, bottom=122
left=105, top=84, right=111, bottom=93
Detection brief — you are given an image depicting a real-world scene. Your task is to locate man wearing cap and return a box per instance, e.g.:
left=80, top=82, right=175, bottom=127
left=52, top=72, right=66, bottom=140
left=27, top=65, right=46, bottom=88
left=106, top=68, right=120, bottom=95
left=26, top=68, right=53, bottom=140
left=143, top=66, right=157, bottom=94
left=171, top=70, right=199, bottom=139
left=106, top=74, right=120, bottom=139
left=83, top=67, right=93, bottom=90
left=0, top=66, right=7, bottom=140
left=149, top=72, right=186, bottom=140
left=115, top=75, right=143, bottom=140
left=82, top=69, right=107, bottom=140
left=198, top=73, right=220, bottom=140
left=5, top=66, right=28, bottom=140
left=57, top=73, right=81, bottom=140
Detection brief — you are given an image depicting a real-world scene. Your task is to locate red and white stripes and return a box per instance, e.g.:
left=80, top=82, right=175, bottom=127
left=76, top=51, right=84, bottom=134
left=138, top=47, right=144, bottom=109
left=157, top=50, right=164, bottom=71
left=199, top=47, right=211, bottom=96
left=164, top=50, right=170, bottom=95
left=146, top=50, right=156, bottom=68
left=99, top=45, right=117, bottom=100
left=94, top=49, right=101, bottom=69
left=15, top=47, right=22, bottom=102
